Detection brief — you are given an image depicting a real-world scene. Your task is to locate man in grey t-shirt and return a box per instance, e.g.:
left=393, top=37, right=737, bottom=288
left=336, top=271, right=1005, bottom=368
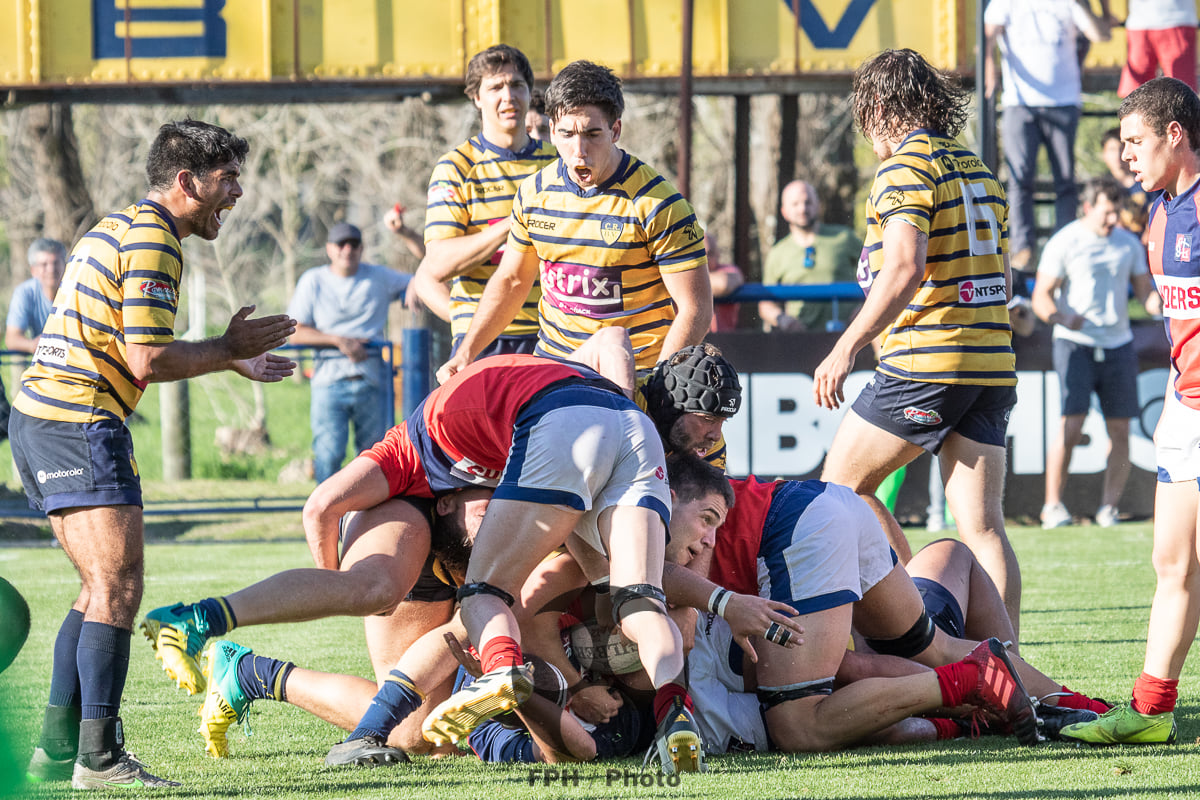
left=288, top=223, right=412, bottom=482
left=1032, top=178, right=1161, bottom=528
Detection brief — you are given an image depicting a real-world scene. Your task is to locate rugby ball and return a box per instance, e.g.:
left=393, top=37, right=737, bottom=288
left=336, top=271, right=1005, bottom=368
left=567, top=622, right=642, bottom=675
left=0, top=576, right=30, bottom=674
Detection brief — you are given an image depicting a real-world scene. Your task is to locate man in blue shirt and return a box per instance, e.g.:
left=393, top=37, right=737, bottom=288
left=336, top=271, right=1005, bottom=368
left=287, top=223, right=412, bottom=482
left=6, top=238, right=66, bottom=355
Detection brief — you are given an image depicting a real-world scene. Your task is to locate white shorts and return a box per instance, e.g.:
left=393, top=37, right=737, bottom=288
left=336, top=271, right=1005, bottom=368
left=688, top=612, right=769, bottom=754
left=1156, top=390, right=1200, bottom=483
left=756, top=481, right=897, bottom=614
left=496, top=384, right=671, bottom=555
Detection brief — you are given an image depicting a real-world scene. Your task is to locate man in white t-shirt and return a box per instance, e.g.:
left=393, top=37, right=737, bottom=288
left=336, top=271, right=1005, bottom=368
left=1117, top=0, right=1198, bottom=97
left=287, top=222, right=413, bottom=482
left=1031, top=178, right=1161, bottom=529
left=985, top=0, right=1109, bottom=280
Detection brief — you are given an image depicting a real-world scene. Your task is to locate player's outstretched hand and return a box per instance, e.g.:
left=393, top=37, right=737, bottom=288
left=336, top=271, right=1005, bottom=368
left=234, top=352, right=296, bottom=383
left=223, top=305, right=296, bottom=360
left=723, top=593, right=803, bottom=663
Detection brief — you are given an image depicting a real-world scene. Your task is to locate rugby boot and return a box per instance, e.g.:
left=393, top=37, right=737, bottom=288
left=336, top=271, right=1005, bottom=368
left=325, top=736, right=409, bottom=767
left=961, top=638, right=1040, bottom=746
left=644, top=696, right=706, bottom=775
left=198, top=640, right=253, bottom=758
left=72, top=716, right=180, bottom=789
left=140, top=603, right=210, bottom=695
left=1060, top=704, right=1177, bottom=746
left=421, top=663, right=533, bottom=746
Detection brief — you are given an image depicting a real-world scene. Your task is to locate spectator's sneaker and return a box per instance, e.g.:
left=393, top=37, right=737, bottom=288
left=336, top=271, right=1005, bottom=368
left=1041, top=502, right=1072, bottom=530
left=140, top=604, right=210, bottom=695
left=961, top=638, right=1040, bottom=746
left=1060, top=704, right=1177, bottom=746
left=645, top=697, right=706, bottom=775
left=26, top=747, right=74, bottom=783
left=421, top=663, right=533, bottom=746
left=1035, top=702, right=1099, bottom=741
left=1096, top=505, right=1120, bottom=528
left=71, top=752, right=180, bottom=789
left=198, top=641, right=253, bottom=758
left=325, top=736, right=409, bottom=767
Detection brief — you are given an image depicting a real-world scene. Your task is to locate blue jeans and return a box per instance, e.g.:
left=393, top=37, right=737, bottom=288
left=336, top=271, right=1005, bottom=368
left=310, top=376, right=387, bottom=483
left=1002, top=104, right=1080, bottom=255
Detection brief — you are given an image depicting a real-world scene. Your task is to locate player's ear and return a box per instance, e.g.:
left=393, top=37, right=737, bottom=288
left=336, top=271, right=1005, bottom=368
left=611, top=119, right=622, bottom=142
left=436, top=492, right=457, bottom=516
left=178, top=170, right=198, bottom=199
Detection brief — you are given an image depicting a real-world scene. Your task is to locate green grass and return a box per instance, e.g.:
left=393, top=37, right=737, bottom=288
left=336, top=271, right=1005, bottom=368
left=2, top=523, right=1200, bottom=798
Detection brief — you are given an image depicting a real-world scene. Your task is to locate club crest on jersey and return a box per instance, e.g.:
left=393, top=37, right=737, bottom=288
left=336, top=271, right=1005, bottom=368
left=958, top=276, right=1006, bottom=304
left=1176, top=233, right=1192, bottom=262
left=903, top=406, right=942, bottom=426
left=600, top=217, right=624, bottom=245
left=428, top=181, right=458, bottom=205
left=884, top=189, right=905, bottom=207
left=139, top=280, right=178, bottom=305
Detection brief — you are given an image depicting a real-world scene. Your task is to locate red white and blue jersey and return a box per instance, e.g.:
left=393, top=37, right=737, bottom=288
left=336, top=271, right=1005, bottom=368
left=709, top=475, right=778, bottom=596
left=1145, top=179, right=1200, bottom=410
left=363, top=354, right=615, bottom=496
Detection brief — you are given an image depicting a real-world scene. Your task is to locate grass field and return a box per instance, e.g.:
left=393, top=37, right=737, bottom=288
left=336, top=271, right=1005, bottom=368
left=2, top=521, right=1200, bottom=799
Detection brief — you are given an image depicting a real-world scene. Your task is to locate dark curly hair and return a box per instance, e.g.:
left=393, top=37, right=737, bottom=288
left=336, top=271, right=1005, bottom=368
left=544, top=60, right=624, bottom=125
left=852, top=49, right=970, bottom=143
left=464, top=44, right=534, bottom=100
left=146, top=119, right=248, bottom=192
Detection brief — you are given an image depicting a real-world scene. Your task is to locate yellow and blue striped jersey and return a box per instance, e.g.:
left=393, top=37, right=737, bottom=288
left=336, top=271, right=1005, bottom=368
left=509, top=153, right=706, bottom=371
left=14, top=200, right=182, bottom=423
left=424, top=134, right=557, bottom=339
left=861, top=130, right=1015, bottom=386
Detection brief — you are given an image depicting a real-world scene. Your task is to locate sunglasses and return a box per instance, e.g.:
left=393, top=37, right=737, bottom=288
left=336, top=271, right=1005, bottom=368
left=335, top=240, right=362, bottom=249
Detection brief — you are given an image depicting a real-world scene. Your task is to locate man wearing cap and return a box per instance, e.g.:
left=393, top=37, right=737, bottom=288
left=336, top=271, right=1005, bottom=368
left=288, top=222, right=412, bottom=482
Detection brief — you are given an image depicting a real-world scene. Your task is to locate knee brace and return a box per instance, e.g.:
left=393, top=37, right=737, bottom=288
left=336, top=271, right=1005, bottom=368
left=455, top=582, right=515, bottom=608
left=757, top=678, right=835, bottom=710
left=611, top=584, right=667, bottom=623
left=863, top=611, right=936, bottom=658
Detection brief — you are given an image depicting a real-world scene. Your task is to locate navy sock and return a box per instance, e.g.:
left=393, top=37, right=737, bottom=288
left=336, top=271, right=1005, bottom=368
left=350, top=670, right=423, bottom=741
left=195, top=597, right=235, bottom=638
left=47, top=609, right=84, bottom=708
left=77, top=622, right=130, bottom=721
left=235, top=653, right=294, bottom=703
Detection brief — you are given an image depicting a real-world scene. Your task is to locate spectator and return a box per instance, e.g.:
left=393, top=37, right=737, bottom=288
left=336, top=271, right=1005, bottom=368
left=1032, top=179, right=1160, bottom=529
left=1101, top=127, right=1154, bottom=235
left=7, top=238, right=66, bottom=354
left=382, top=203, right=427, bottom=263
left=287, top=222, right=412, bottom=483
left=759, top=180, right=859, bottom=333
left=1118, top=0, right=1199, bottom=98
left=1061, top=76, right=1200, bottom=747
left=985, top=0, right=1109, bottom=283
left=705, top=232, right=744, bottom=333
left=412, top=45, right=556, bottom=351
left=438, top=60, right=711, bottom=380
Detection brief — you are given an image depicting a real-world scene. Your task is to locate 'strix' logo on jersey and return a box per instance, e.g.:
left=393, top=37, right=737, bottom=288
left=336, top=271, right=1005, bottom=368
left=1176, top=233, right=1193, bottom=262
left=958, top=276, right=1006, bottom=304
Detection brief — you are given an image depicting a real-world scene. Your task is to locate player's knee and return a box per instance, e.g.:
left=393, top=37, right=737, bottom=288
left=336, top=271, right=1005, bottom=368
left=342, top=563, right=410, bottom=616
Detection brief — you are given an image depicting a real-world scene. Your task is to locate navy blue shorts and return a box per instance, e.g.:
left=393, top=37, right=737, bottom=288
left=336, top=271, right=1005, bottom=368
left=1053, top=339, right=1139, bottom=418
left=851, top=373, right=1016, bottom=453
left=913, top=577, right=965, bottom=639
left=10, top=408, right=141, bottom=513
left=450, top=334, right=538, bottom=360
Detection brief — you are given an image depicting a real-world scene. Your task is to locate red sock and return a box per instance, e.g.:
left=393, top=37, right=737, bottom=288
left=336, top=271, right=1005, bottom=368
left=928, top=717, right=961, bottom=740
left=479, top=636, right=523, bottom=672
left=934, top=661, right=978, bottom=708
left=1132, top=673, right=1178, bottom=716
left=1056, top=685, right=1112, bottom=714
left=652, top=682, right=693, bottom=724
